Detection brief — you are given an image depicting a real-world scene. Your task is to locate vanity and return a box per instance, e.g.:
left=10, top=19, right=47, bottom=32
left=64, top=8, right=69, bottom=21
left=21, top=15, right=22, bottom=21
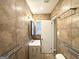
left=29, top=40, right=41, bottom=59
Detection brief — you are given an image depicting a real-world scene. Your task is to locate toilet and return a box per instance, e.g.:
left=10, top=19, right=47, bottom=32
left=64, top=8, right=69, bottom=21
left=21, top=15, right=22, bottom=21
left=56, top=54, right=66, bottom=59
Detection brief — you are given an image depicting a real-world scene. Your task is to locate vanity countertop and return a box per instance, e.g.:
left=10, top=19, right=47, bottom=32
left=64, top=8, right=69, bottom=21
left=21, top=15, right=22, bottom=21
left=29, top=40, right=40, bottom=46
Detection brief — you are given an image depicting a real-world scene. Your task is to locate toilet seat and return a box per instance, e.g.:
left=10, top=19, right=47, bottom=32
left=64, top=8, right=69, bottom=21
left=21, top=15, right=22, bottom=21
left=56, top=54, right=65, bottom=59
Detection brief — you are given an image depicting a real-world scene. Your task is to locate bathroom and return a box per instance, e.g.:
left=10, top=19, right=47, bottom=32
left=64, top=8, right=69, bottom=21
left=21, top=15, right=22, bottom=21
left=0, top=0, right=79, bottom=59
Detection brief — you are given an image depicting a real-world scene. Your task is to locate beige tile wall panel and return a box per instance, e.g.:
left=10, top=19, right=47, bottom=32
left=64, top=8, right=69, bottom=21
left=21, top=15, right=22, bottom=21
left=71, top=9, right=79, bottom=29
left=0, top=0, right=32, bottom=59
left=71, top=0, right=79, bottom=56
left=51, top=0, right=71, bottom=17
left=72, top=0, right=79, bottom=8
left=17, top=47, right=27, bottom=59
left=62, top=46, right=71, bottom=59
left=71, top=55, right=78, bottom=59
left=72, top=28, right=79, bottom=50
left=51, top=0, right=79, bottom=59
left=57, top=17, right=72, bottom=29
left=10, top=54, right=17, bottom=59
left=16, top=18, right=28, bottom=45
left=59, top=29, right=72, bottom=45
left=0, top=0, right=16, bottom=55
left=51, top=0, right=63, bottom=17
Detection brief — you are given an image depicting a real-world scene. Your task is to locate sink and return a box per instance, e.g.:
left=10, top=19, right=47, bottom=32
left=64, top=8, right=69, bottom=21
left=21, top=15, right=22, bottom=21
left=29, top=40, right=40, bottom=46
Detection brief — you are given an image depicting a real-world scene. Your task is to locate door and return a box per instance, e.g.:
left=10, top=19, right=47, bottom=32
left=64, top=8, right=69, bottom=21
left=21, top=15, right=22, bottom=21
left=41, top=20, right=54, bottom=53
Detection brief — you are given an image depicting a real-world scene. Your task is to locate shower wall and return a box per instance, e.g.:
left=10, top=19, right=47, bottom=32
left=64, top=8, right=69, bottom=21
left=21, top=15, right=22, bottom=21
left=0, top=0, right=32, bottom=59
left=51, top=0, right=79, bottom=59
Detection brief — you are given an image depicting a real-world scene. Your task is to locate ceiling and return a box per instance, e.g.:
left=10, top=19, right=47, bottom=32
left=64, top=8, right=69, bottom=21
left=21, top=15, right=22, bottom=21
left=26, top=0, right=59, bottom=14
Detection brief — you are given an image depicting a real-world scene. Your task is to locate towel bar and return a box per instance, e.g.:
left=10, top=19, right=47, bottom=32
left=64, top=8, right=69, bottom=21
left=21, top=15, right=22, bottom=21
left=0, top=45, right=22, bottom=59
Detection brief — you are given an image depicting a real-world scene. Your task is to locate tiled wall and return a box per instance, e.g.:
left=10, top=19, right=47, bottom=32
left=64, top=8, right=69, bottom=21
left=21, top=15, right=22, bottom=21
left=0, top=0, right=32, bottom=59
left=51, top=0, right=79, bottom=59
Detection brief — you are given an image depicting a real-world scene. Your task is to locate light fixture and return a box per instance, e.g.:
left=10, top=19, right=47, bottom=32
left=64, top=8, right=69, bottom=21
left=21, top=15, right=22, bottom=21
left=27, top=16, right=34, bottom=21
left=12, top=6, right=23, bottom=11
left=16, top=6, right=23, bottom=11
left=19, top=16, right=34, bottom=21
left=40, top=6, right=44, bottom=10
left=57, top=31, right=60, bottom=36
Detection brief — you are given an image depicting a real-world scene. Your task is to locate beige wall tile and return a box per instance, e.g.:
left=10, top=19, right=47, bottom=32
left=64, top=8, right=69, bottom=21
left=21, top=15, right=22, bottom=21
left=0, top=0, right=32, bottom=59
left=51, top=0, right=79, bottom=59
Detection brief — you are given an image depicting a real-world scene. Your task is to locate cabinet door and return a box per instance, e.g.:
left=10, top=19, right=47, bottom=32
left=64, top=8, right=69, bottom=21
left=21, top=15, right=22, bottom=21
left=29, top=46, right=41, bottom=59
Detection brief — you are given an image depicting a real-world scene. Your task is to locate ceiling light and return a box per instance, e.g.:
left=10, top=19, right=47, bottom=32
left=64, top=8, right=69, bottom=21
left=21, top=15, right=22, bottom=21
left=40, top=7, right=44, bottom=10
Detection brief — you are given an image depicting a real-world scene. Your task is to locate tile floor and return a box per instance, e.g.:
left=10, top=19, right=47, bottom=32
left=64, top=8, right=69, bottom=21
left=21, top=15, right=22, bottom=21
left=41, top=54, right=55, bottom=59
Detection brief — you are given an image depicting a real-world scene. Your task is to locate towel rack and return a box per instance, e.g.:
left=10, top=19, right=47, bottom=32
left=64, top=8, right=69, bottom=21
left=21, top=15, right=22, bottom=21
left=52, top=7, right=77, bottom=20
left=64, top=43, right=79, bottom=58
left=58, top=8, right=77, bottom=20
left=58, top=40, right=79, bottom=58
left=0, top=45, right=22, bottom=59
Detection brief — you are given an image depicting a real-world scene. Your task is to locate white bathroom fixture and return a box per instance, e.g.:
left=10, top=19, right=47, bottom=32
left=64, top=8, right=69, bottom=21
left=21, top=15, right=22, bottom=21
left=56, top=54, right=66, bottom=59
